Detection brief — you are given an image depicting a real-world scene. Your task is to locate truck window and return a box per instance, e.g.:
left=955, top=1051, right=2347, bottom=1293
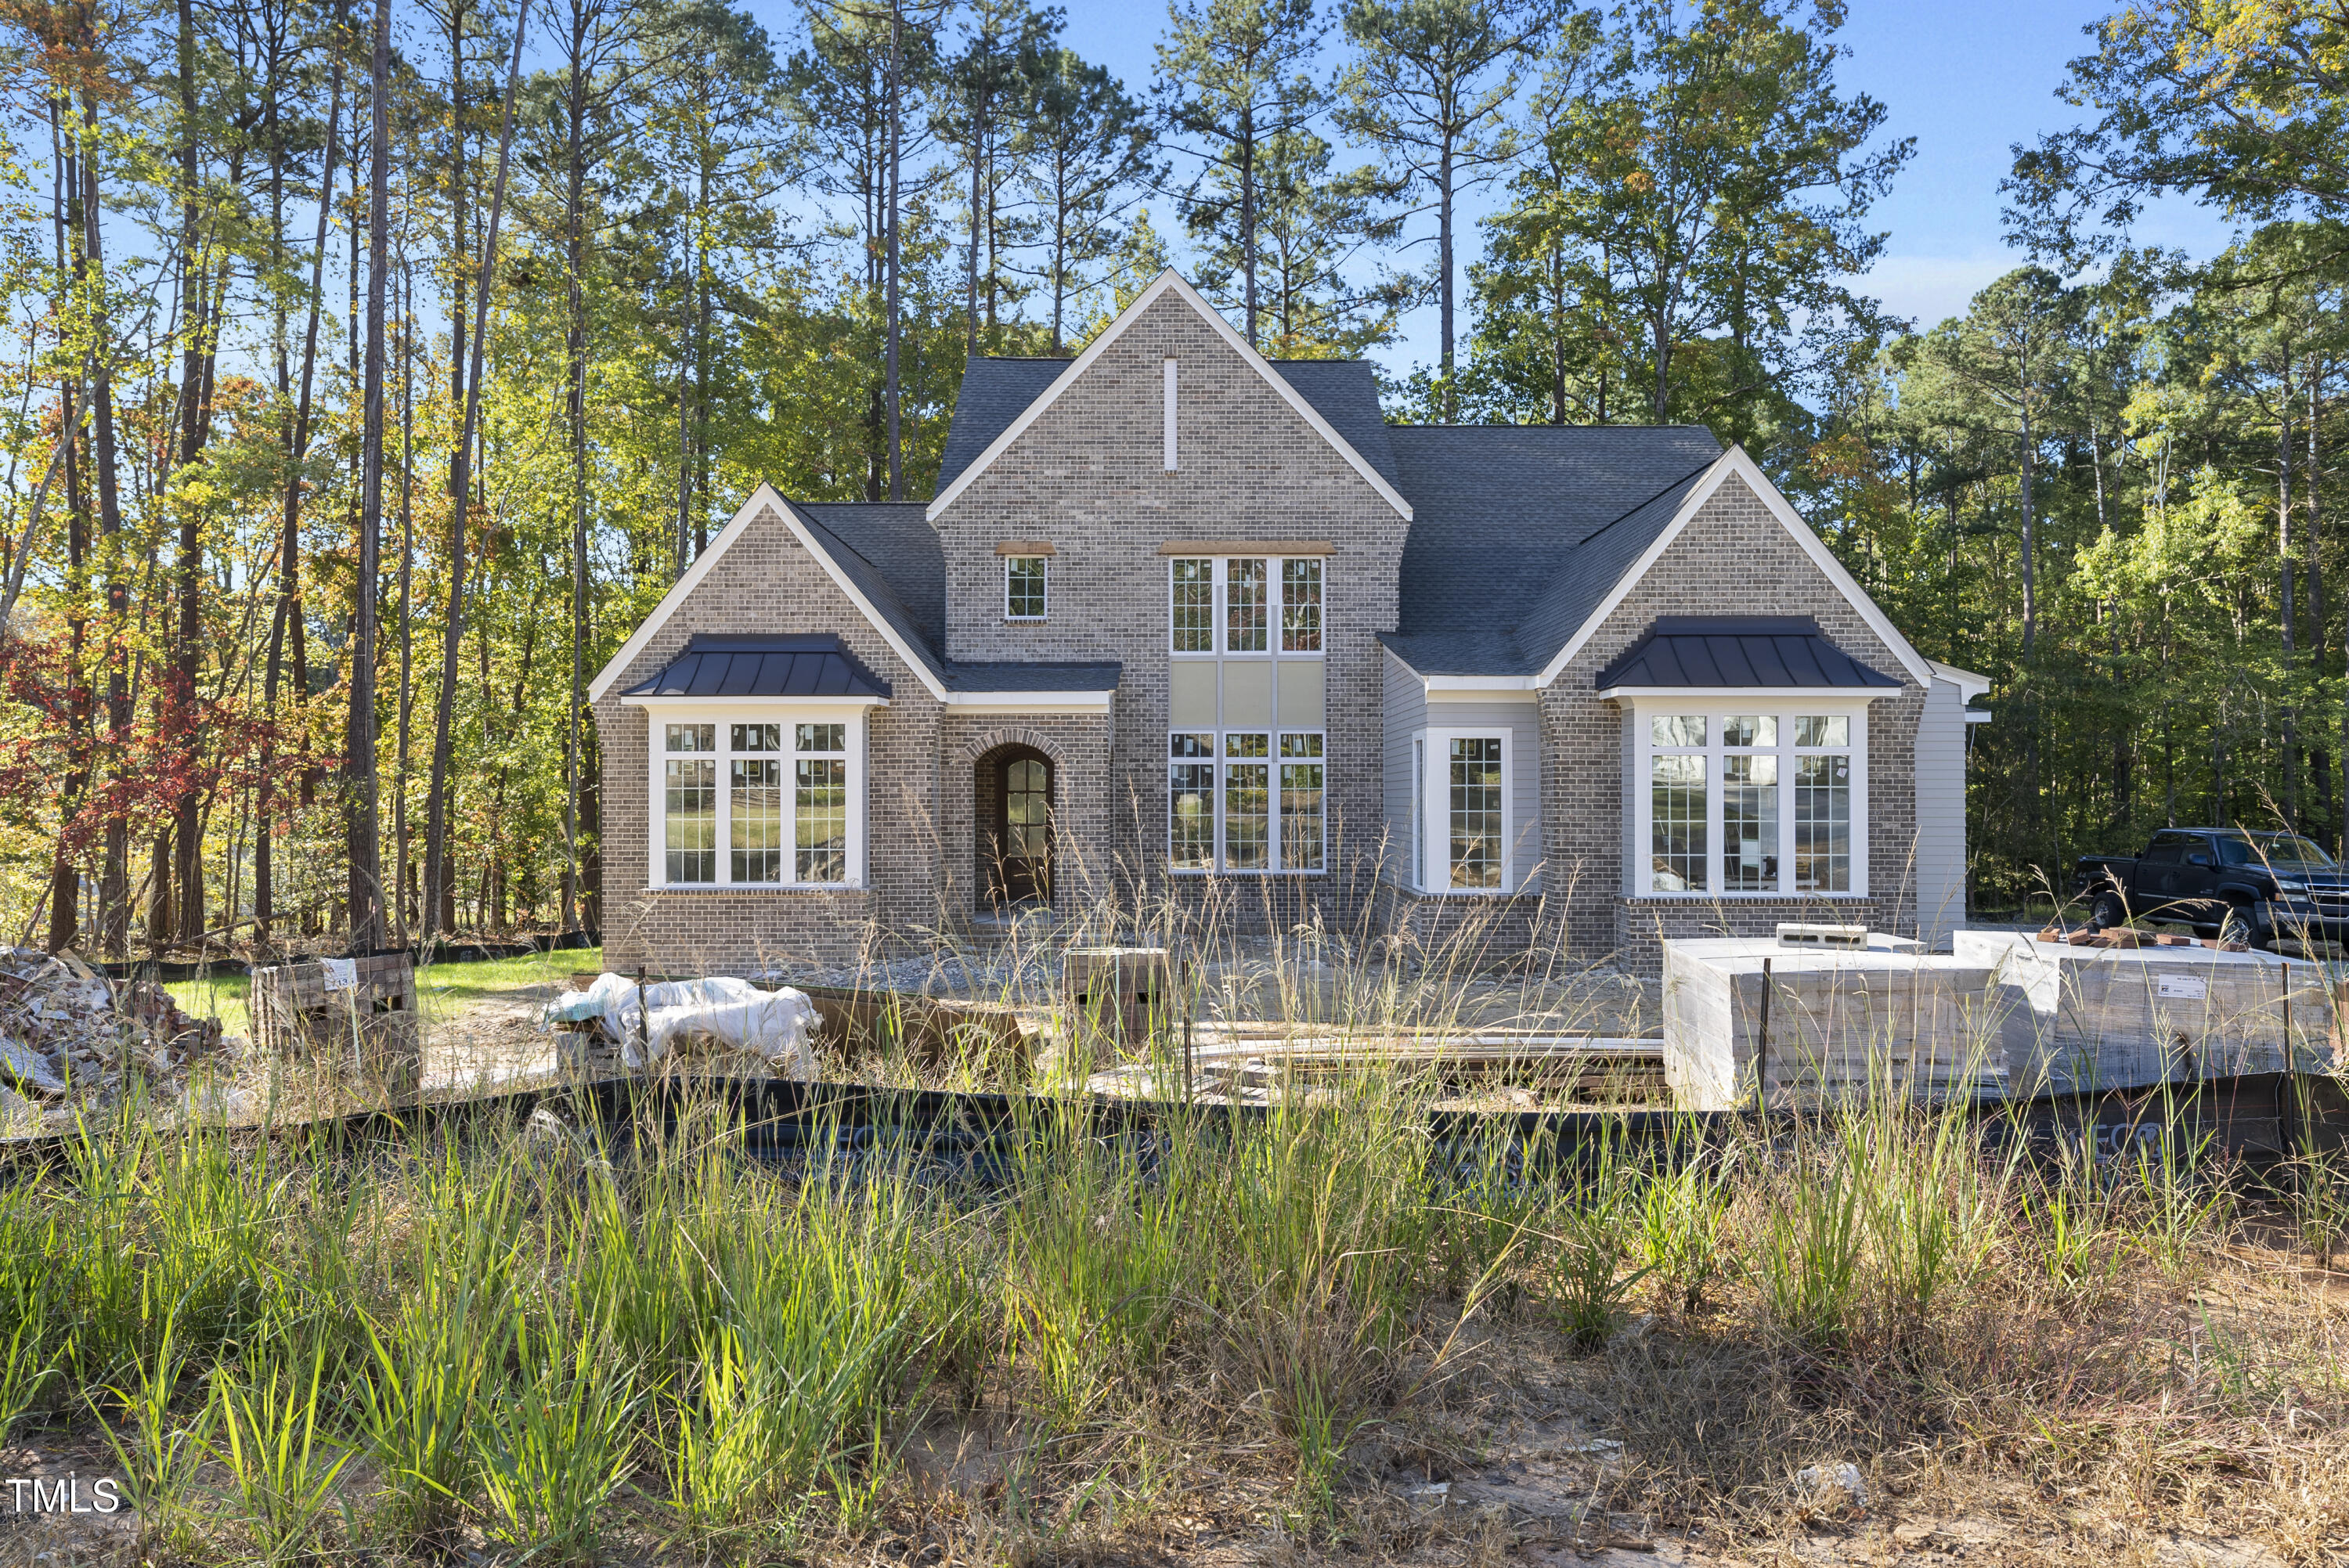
left=2140, top=840, right=2184, bottom=865
left=2217, top=834, right=2261, bottom=867
left=2259, top=834, right=2335, bottom=867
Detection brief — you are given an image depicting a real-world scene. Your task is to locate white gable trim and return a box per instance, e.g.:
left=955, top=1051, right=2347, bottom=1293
left=586, top=483, right=954, bottom=705
left=1535, top=447, right=1935, bottom=691
left=1929, top=659, right=1992, bottom=701
left=924, top=269, right=1413, bottom=524
left=590, top=484, right=785, bottom=703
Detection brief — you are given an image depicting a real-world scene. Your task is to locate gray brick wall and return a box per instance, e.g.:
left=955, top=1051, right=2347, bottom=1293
left=1536, top=473, right=1926, bottom=974
left=593, top=503, right=946, bottom=975
left=933, top=291, right=1405, bottom=923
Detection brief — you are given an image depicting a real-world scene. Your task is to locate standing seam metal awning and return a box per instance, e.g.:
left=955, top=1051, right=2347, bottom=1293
left=620, top=634, right=892, bottom=699
left=1593, top=617, right=1900, bottom=691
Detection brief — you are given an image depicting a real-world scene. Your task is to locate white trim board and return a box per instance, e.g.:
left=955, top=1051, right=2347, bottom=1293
left=1535, top=446, right=1936, bottom=691
left=1929, top=659, right=1993, bottom=701
left=925, top=269, right=1413, bottom=524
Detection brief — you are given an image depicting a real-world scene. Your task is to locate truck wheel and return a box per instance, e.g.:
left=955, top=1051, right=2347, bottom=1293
left=2219, top=905, right=2269, bottom=950
left=2090, top=890, right=2128, bottom=930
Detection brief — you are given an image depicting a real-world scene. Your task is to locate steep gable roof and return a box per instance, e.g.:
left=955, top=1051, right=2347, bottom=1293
left=1378, top=426, right=1722, bottom=676
left=587, top=486, right=1117, bottom=707
left=926, top=271, right=1413, bottom=522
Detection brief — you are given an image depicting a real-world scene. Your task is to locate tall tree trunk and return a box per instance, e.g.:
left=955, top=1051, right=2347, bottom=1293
left=171, top=0, right=211, bottom=946
left=259, top=0, right=348, bottom=942
left=81, top=93, right=130, bottom=957
left=884, top=0, right=904, bottom=500
left=561, top=1, right=590, bottom=934
left=46, top=99, right=85, bottom=956
left=1438, top=135, right=1454, bottom=421
left=2018, top=391, right=2037, bottom=658
left=345, top=0, right=392, bottom=951
left=396, top=260, right=416, bottom=946
left=422, top=0, right=530, bottom=946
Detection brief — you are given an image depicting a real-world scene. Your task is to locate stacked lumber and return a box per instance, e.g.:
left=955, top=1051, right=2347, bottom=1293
left=1662, top=937, right=2022, bottom=1111
left=1952, top=930, right=2338, bottom=1091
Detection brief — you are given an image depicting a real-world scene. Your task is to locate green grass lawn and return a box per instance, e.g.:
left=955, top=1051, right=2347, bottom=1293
left=166, top=947, right=603, bottom=1042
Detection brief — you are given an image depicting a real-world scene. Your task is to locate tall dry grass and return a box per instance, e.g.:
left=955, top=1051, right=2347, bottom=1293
left=5, top=881, right=2348, bottom=1561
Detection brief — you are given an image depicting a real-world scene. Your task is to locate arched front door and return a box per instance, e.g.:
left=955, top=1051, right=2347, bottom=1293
left=987, top=748, right=1053, bottom=907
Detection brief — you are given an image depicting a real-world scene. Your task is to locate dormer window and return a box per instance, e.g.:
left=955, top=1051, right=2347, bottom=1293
left=1005, top=554, right=1048, bottom=620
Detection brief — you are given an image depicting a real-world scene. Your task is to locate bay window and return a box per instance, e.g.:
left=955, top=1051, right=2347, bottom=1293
left=648, top=708, right=868, bottom=889
left=1167, top=729, right=1326, bottom=874
left=1632, top=705, right=1865, bottom=896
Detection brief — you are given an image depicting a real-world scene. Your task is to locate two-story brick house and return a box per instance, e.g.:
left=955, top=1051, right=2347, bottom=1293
left=590, top=271, right=1987, bottom=977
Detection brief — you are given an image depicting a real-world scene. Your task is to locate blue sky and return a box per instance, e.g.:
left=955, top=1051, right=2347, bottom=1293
left=1034, top=0, right=2243, bottom=375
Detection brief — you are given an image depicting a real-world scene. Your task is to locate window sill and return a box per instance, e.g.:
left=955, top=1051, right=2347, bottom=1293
left=1626, top=891, right=1869, bottom=901
left=645, top=883, right=866, bottom=895
left=1167, top=869, right=1328, bottom=878
left=1005, top=616, right=1048, bottom=624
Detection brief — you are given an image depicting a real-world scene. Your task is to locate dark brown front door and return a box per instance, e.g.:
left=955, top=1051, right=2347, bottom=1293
left=991, top=752, right=1052, bottom=905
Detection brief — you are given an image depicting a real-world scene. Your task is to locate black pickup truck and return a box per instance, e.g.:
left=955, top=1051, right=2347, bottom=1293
left=2074, top=827, right=2349, bottom=946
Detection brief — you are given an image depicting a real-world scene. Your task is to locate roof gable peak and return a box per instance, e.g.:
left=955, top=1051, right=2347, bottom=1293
left=926, top=270, right=1412, bottom=523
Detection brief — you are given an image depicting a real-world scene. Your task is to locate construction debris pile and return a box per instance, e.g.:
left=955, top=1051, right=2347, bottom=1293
left=0, top=949, right=227, bottom=1126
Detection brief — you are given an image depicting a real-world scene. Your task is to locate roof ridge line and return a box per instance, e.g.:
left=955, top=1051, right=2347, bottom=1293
left=1565, top=460, right=1720, bottom=550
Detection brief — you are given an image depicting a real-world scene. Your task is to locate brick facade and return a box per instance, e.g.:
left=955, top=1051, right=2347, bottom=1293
left=1538, top=474, right=1926, bottom=973
left=933, top=292, right=1404, bottom=926
left=594, top=503, right=947, bottom=974
left=595, top=284, right=1945, bottom=981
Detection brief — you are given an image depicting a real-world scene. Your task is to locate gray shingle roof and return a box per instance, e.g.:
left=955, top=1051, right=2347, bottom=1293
left=622, top=634, right=892, bottom=699
left=1593, top=617, right=1900, bottom=690
left=937, top=359, right=1070, bottom=492
left=1383, top=427, right=1724, bottom=676
left=800, top=368, right=1807, bottom=688
left=787, top=500, right=1121, bottom=697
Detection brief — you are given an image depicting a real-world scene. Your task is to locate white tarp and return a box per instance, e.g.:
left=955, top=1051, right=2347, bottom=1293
left=542, top=974, right=817, bottom=1076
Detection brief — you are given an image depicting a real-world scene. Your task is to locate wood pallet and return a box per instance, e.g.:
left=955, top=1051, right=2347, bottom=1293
left=249, top=953, right=420, bottom=1100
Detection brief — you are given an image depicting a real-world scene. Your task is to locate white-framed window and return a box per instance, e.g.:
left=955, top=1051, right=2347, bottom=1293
left=1004, top=555, right=1048, bottom=620
left=1168, top=728, right=1326, bottom=874
left=1167, top=557, right=1327, bottom=656
left=1409, top=729, right=1510, bottom=892
left=1629, top=702, right=1865, bottom=896
left=650, top=708, right=868, bottom=889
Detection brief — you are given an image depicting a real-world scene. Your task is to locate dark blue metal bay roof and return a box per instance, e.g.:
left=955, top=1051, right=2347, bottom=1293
left=622, top=634, right=892, bottom=699
left=1593, top=618, right=1900, bottom=690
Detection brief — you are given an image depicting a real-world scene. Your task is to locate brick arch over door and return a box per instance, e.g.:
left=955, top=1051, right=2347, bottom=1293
left=963, top=730, right=1071, bottom=912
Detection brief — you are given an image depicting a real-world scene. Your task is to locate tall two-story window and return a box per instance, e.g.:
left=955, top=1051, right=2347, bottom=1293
left=1165, top=553, right=1330, bottom=874
left=1633, top=708, right=1864, bottom=896
left=654, top=713, right=866, bottom=888
left=1167, top=730, right=1326, bottom=873
left=1004, top=555, right=1048, bottom=620
left=1167, top=557, right=1326, bottom=655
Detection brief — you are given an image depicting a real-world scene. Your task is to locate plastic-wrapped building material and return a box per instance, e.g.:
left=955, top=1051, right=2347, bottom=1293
left=541, top=974, right=817, bottom=1077
left=1662, top=935, right=2025, bottom=1111
left=1952, top=930, right=2338, bottom=1092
